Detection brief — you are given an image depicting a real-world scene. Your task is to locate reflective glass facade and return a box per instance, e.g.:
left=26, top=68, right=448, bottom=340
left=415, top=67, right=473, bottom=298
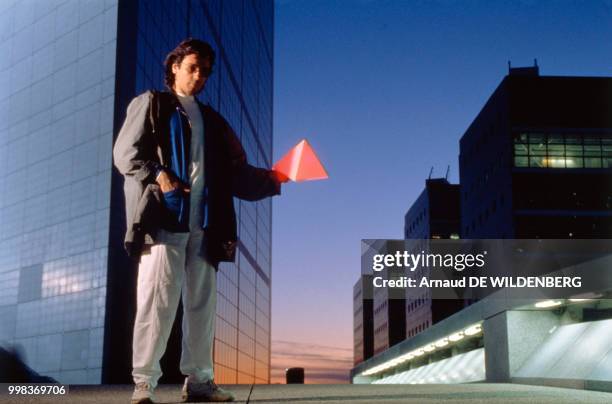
left=0, top=0, right=118, bottom=383
left=111, top=0, right=274, bottom=385
left=1, top=0, right=273, bottom=385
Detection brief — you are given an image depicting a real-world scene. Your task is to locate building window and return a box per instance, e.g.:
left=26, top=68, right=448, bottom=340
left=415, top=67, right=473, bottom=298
left=513, top=132, right=611, bottom=169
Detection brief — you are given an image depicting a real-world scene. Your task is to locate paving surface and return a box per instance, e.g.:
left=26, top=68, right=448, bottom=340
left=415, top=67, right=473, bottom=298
left=1, top=383, right=612, bottom=404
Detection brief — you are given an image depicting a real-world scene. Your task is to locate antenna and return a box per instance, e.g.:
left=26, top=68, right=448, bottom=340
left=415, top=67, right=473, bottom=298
left=445, top=165, right=450, bottom=180
left=428, top=167, right=434, bottom=179
left=508, top=60, right=511, bottom=73
left=534, top=58, right=538, bottom=67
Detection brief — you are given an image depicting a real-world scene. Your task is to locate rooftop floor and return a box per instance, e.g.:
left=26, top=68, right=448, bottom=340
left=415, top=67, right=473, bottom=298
left=3, top=383, right=612, bottom=404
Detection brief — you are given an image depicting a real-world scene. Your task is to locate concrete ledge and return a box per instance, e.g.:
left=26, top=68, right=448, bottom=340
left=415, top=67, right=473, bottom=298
left=587, top=379, right=612, bottom=394
left=512, top=377, right=612, bottom=393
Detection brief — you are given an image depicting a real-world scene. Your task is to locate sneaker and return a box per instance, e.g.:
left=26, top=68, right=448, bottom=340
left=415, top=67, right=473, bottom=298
left=181, top=377, right=235, bottom=402
left=132, top=382, right=155, bottom=404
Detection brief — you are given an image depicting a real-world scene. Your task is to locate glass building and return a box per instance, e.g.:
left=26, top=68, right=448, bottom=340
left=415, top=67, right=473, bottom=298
left=0, top=0, right=273, bottom=385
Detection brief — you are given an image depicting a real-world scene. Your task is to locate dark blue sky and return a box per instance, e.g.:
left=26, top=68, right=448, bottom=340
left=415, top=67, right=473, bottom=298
left=270, top=0, right=612, bottom=356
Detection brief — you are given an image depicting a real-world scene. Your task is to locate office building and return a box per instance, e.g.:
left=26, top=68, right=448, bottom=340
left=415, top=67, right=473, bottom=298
left=351, top=68, right=612, bottom=388
left=404, top=178, right=460, bottom=240
left=460, top=66, right=612, bottom=239
left=404, top=178, right=463, bottom=339
left=353, top=274, right=373, bottom=365
left=0, top=0, right=274, bottom=384
left=372, top=262, right=406, bottom=355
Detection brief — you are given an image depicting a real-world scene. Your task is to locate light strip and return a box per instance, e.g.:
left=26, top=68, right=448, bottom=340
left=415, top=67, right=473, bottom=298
left=534, top=300, right=563, bottom=308
left=448, top=332, right=464, bottom=342
left=358, top=322, right=483, bottom=377
left=464, top=324, right=482, bottom=336
left=434, top=338, right=449, bottom=348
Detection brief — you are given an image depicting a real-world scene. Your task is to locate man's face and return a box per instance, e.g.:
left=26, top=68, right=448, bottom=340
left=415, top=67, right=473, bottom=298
left=172, top=53, right=211, bottom=96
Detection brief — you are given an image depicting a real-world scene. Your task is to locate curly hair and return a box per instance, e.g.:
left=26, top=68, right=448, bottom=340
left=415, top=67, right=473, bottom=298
left=164, top=38, right=216, bottom=90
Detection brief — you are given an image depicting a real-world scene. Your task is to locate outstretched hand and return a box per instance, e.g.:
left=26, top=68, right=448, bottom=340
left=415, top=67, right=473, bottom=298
left=272, top=170, right=290, bottom=183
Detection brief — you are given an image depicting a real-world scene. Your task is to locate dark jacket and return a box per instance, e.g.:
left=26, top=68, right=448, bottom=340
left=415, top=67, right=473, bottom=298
left=113, top=90, right=280, bottom=267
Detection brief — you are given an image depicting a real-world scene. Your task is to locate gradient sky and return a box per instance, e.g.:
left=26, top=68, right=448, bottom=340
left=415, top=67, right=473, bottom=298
left=270, top=0, right=612, bottom=383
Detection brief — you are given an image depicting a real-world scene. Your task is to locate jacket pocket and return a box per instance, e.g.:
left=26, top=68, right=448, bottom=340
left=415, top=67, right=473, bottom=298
left=163, top=188, right=185, bottom=223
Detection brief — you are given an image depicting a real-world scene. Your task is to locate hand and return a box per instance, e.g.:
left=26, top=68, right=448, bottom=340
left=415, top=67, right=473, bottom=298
left=272, top=170, right=290, bottom=183
left=156, top=170, right=191, bottom=193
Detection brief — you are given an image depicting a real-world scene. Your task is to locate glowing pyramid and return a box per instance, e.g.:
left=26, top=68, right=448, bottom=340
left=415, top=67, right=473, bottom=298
left=273, top=139, right=329, bottom=182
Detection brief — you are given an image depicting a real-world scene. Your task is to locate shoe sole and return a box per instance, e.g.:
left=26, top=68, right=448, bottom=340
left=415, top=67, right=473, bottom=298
left=181, top=393, right=234, bottom=402
left=131, top=399, right=154, bottom=404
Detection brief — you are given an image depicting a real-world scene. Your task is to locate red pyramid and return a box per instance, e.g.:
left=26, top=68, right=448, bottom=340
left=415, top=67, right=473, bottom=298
left=273, top=139, right=328, bottom=182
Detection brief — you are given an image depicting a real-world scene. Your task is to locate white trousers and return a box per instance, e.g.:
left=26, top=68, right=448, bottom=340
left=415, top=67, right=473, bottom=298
left=132, top=229, right=216, bottom=389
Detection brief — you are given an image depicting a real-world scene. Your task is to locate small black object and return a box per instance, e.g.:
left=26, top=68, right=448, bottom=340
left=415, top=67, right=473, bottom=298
left=285, top=367, right=304, bottom=384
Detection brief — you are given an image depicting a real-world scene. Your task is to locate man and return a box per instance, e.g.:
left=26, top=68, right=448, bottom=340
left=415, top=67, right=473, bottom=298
left=113, top=39, right=287, bottom=404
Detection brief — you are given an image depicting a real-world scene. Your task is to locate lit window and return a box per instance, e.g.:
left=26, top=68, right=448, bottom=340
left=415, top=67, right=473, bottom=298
left=514, top=156, right=528, bottom=167
left=512, top=133, right=611, bottom=169
left=529, top=143, right=546, bottom=156
left=585, top=158, right=602, bottom=168
left=514, top=143, right=528, bottom=155
left=565, top=144, right=583, bottom=157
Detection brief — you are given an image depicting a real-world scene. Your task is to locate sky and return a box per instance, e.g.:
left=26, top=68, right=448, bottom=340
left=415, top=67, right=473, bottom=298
left=270, top=0, right=612, bottom=383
